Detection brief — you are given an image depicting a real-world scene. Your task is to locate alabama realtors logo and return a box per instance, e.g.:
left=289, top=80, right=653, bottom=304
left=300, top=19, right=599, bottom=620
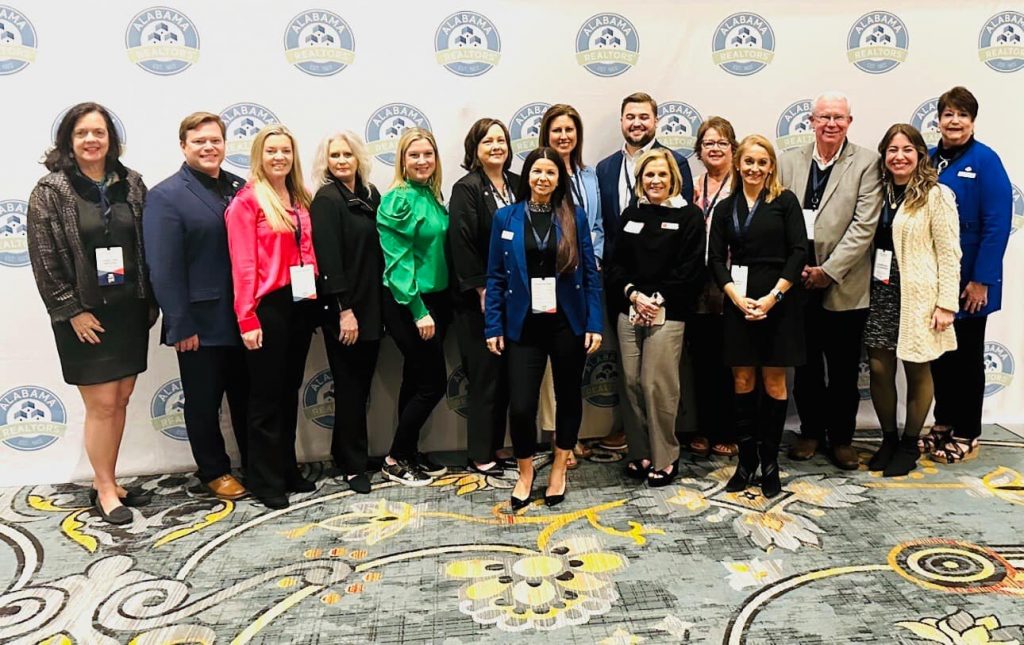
left=0, top=199, right=28, bottom=267
left=712, top=12, right=775, bottom=76
left=435, top=11, right=500, bottom=77
left=656, top=102, right=703, bottom=159
left=978, top=11, right=1024, bottom=73
left=847, top=11, right=909, bottom=74
left=0, top=5, right=36, bottom=75
left=0, top=386, right=66, bottom=451
left=581, top=349, right=620, bottom=408
left=445, top=365, right=469, bottom=418
left=284, top=10, right=355, bottom=76
left=303, top=369, right=334, bottom=429
left=365, top=103, right=432, bottom=166
left=575, top=13, right=639, bottom=77
left=983, top=341, right=1014, bottom=397
left=125, top=7, right=200, bottom=75
left=776, top=99, right=815, bottom=152
left=220, top=102, right=280, bottom=168
left=150, top=379, right=187, bottom=441
left=909, top=97, right=941, bottom=147
left=509, top=102, right=550, bottom=161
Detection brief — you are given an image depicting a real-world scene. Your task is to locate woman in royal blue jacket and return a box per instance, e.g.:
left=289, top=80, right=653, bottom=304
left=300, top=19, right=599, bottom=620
left=485, top=147, right=603, bottom=510
left=924, top=86, right=1012, bottom=464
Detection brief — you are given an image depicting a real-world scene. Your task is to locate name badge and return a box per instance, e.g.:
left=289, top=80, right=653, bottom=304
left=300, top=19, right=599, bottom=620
left=623, top=220, right=644, bottom=234
left=289, top=265, right=317, bottom=301
left=501, top=229, right=515, bottom=240
left=802, top=209, right=817, bottom=241
left=661, top=221, right=679, bottom=230
left=530, top=277, right=557, bottom=314
left=957, top=169, right=976, bottom=179
left=873, top=249, right=893, bottom=284
left=95, top=246, right=125, bottom=286
left=730, top=264, right=749, bottom=298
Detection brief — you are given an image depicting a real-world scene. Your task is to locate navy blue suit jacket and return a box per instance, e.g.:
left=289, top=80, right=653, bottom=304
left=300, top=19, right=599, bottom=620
left=596, top=142, right=694, bottom=259
left=143, top=164, right=245, bottom=346
left=485, top=202, right=603, bottom=342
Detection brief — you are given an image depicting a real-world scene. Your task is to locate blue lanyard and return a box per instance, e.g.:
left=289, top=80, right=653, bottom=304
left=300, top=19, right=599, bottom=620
left=701, top=174, right=726, bottom=218
left=570, top=172, right=587, bottom=212
left=808, top=164, right=830, bottom=209
left=731, top=193, right=764, bottom=241
left=526, top=210, right=554, bottom=252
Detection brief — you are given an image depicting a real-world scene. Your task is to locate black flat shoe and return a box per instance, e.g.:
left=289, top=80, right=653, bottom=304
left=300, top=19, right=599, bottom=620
left=510, top=471, right=535, bottom=511
left=257, top=494, right=290, bottom=510
left=89, top=487, right=152, bottom=508
left=93, top=498, right=133, bottom=525
left=286, top=476, right=316, bottom=493
left=468, top=461, right=504, bottom=476
left=346, top=473, right=372, bottom=495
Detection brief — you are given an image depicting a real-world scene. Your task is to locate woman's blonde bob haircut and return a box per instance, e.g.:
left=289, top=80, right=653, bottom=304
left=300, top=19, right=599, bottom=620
left=633, top=148, right=683, bottom=201
left=311, top=131, right=373, bottom=191
left=248, top=124, right=312, bottom=233
left=733, top=134, right=783, bottom=203
left=391, top=128, right=443, bottom=200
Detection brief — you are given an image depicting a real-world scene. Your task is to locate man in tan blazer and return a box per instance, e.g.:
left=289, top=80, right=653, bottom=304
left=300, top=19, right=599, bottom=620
left=778, top=91, right=882, bottom=469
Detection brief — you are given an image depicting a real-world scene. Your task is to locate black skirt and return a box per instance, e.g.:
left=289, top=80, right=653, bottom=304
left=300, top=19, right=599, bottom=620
left=52, top=298, right=150, bottom=385
left=722, top=282, right=805, bottom=368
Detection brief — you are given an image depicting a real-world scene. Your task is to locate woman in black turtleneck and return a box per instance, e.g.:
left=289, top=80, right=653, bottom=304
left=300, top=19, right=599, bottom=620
left=605, top=149, right=705, bottom=487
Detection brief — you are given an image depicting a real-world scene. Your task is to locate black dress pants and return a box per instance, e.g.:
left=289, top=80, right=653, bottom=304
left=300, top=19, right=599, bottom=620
left=382, top=290, right=450, bottom=460
left=453, top=299, right=509, bottom=464
left=931, top=316, right=988, bottom=440
left=687, top=312, right=735, bottom=443
left=176, top=344, right=249, bottom=483
left=506, top=312, right=586, bottom=459
left=323, top=330, right=380, bottom=475
left=793, top=293, right=868, bottom=446
left=244, top=287, right=317, bottom=497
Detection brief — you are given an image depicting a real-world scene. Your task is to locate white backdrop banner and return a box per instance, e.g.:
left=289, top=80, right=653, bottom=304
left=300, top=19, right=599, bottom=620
left=1, top=1, right=1021, bottom=486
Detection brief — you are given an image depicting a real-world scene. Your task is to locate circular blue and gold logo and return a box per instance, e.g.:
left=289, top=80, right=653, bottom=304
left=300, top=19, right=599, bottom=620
left=365, top=103, right=432, bottom=166
left=978, top=12, right=1024, bottom=73
left=220, top=102, right=280, bottom=168
left=509, top=102, right=550, bottom=161
left=150, top=379, right=187, bottom=441
left=983, top=342, right=1014, bottom=397
left=575, top=13, right=639, bottom=77
left=1011, top=184, right=1023, bottom=234
left=656, top=101, right=702, bottom=159
left=0, top=199, right=28, bottom=268
left=0, top=386, right=66, bottom=451
left=0, top=5, right=36, bottom=75
left=775, top=99, right=814, bottom=152
left=909, top=98, right=941, bottom=148
left=445, top=365, right=469, bottom=418
left=283, top=10, right=355, bottom=77
left=435, top=11, right=500, bottom=77
left=125, top=7, right=200, bottom=76
left=847, top=11, right=909, bottom=74
left=712, top=12, right=775, bottom=76
left=581, top=349, right=620, bottom=408
left=302, top=369, right=334, bottom=430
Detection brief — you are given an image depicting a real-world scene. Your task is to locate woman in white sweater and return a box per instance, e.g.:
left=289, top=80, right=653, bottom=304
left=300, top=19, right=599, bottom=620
left=863, top=123, right=961, bottom=477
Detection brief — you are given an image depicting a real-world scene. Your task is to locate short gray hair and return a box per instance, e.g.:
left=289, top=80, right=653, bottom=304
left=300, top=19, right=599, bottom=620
left=311, top=131, right=373, bottom=191
left=812, top=91, right=852, bottom=116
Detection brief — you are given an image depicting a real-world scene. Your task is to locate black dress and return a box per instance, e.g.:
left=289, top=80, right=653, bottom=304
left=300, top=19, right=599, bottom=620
left=52, top=175, right=150, bottom=385
left=708, top=189, right=807, bottom=367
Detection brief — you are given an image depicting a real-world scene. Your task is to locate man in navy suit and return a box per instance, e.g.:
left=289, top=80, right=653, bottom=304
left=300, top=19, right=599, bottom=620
left=594, top=92, right=695, bottom=452
left=143, top=112, right=248, bottom=500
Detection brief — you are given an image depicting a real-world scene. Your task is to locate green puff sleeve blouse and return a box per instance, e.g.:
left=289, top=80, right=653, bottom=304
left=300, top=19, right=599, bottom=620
left=377, top=181, right=449, bottom=321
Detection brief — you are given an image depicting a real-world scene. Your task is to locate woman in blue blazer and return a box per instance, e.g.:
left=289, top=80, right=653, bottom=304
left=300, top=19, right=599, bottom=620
left=925, top=86, right=1012, bottom=463
left=485, top=147, right=603, bottom=510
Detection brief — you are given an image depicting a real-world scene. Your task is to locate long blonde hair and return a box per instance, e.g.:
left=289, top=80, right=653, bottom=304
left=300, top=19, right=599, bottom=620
left=249, top=125, right=311, bottom=233
left=391, top=128, right=443, bottom=201
left=733, top=134, right=783, bottom=203
left=877, top=124, right=938, bottom=212
left=311, top=131, right=373, bottom=191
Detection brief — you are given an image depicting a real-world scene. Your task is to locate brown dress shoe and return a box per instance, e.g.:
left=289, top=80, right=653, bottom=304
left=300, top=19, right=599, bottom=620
left=829, top=444, right=860, bottom=470
left=207, top=474, right=247, bottom=500
left=787, top=437, right=818, bottom=461
left=597, top=431, right=628, bottom=451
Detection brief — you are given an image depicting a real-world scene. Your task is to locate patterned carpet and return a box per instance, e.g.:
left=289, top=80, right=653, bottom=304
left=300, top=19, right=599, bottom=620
left=2, top=426, right=1024, bottom=644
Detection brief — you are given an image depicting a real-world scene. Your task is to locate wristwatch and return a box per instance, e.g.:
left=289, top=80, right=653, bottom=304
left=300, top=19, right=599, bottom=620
left=772, top=289, right=784, bottom=303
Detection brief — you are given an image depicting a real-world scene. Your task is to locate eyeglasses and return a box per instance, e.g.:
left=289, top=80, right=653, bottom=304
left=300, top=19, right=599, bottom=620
left=813, top=114, right=850, bottom=124
left=701, top=140, right=731, bottom=150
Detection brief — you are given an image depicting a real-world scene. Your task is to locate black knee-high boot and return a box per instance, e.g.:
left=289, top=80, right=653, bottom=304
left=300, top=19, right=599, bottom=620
left=759, top=396, right=789, bottom=498
left=726, top=391, right=759, bottom=492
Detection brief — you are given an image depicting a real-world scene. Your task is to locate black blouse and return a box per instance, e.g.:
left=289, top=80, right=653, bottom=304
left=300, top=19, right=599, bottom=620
left=524, top=208, right=556, bottom=278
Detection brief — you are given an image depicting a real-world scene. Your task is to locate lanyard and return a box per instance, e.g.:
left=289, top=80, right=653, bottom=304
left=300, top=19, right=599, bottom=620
left=701, top=174, right=727, bottom=218
left=622, top=156, right=635, bottom=201
left=569, top=172, right=587, bottom=212
left=808, top=164, right=830, bottom=209
left=882, top=184, right=905, bottom=228
left=526, top=210, right=554, bottom=253
left=487, top=173, right=514, bottom=208
left=731, top=193, right=764, bottom=241
left=291, top=207, right=305, bottom=267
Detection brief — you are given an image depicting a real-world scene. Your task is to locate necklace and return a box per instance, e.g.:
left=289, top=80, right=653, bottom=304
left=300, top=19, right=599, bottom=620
left=529, top=200, right=553, bottom=213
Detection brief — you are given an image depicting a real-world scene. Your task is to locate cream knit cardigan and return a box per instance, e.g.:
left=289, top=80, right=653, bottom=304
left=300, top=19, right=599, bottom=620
left=891, top=184, right=962, bottom=363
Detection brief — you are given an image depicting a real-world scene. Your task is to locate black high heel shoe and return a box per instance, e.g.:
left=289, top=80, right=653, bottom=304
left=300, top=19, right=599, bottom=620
left=510, top=470, right=535, bottom=511
left=544, top=471, right=568, bottom=507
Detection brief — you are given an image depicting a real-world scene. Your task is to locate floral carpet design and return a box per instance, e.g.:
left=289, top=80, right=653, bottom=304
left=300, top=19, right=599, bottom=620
left=1, top=426, right=1023, bottom=643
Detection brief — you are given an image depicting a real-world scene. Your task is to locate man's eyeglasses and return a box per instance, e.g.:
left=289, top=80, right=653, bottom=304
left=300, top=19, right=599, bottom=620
left=813, top=114, right=850, bottom=124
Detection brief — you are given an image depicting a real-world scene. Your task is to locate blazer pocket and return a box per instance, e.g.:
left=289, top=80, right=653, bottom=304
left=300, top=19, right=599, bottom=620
left=189, top=287, right=220, bottom=303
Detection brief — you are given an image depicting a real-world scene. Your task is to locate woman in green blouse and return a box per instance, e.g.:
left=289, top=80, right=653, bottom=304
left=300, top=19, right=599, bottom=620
left=377, top=128, right=451, bottom=486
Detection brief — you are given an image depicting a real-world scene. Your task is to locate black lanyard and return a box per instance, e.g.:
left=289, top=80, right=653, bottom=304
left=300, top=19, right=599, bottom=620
left=732, top=193, right=764, bottom=242
left=701, top=174, right=727, bottom=218
left=526, top=210, right=554, bottom=253
left=487, top=173, right=514, bottom=208
left=881, top=185, right=905, bottom=228
left=622, top=157, right=635, bottom=201
left=291, top=207, right=305, bottom=267
left=808, top=164, right=830, bottom=209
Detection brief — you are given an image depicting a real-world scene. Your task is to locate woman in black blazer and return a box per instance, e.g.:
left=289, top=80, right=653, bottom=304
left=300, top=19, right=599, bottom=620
left=448, top=118, right=519, bottom=475
left=309, top=131, right=383, bottom=494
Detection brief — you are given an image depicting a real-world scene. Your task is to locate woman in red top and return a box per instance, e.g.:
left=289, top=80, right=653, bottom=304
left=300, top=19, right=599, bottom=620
left=226, top=125, right=318, bottom=510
